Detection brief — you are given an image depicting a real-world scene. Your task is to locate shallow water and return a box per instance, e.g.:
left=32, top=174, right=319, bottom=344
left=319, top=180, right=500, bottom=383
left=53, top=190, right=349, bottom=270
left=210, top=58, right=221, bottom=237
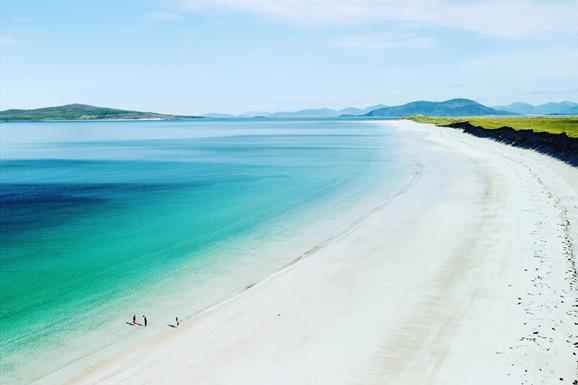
left=0, top=119, right=409, bottom=383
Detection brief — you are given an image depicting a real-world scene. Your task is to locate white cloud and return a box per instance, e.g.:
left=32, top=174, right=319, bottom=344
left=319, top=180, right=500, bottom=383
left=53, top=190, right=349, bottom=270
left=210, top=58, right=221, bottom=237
left=149, top=11, right=183, bottom=21
left=175, top=0, right=577, bottom=38
left=335, top=32, right=436, bottom=49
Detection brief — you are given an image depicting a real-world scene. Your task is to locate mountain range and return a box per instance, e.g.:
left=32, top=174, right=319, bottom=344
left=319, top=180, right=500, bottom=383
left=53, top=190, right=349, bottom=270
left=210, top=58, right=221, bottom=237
left=210, top=99, right=514, bottom=118
left=2, top=99, right=576, bottom=121
left=205, top=105, right=387, bottom=119
left=492, top=101, right=578, bottom=115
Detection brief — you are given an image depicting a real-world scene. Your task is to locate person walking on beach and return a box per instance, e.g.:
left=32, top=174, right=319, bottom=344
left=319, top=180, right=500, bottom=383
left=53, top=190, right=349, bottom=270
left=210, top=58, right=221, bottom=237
left=176, top=317, right=180, bottom=327
left=143, top=315, right=147, bottom=327
left=132, top=315, right=137, bottom=325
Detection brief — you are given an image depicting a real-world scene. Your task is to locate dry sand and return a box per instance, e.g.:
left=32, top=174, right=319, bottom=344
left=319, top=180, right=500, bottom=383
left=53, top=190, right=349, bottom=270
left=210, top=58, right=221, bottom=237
left=38, top=120, right=578, bottom=385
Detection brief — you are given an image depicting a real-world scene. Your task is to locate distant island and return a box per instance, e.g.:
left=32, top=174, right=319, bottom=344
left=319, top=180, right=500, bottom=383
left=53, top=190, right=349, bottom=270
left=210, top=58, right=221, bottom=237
left=0, top=104, right=204, bottom=121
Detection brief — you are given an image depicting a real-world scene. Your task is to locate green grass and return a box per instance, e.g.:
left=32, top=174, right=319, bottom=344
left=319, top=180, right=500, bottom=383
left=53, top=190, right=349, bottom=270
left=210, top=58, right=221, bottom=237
left=409, top=115, right=578, bottom=138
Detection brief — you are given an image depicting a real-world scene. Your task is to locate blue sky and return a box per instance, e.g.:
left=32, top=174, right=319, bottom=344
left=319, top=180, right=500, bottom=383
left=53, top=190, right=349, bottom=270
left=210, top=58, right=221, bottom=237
left=1, top=0, right=576, bottom=114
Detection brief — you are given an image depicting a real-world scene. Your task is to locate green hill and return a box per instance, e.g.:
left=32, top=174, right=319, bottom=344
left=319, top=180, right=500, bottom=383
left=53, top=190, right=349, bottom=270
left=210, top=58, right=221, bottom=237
left=0, top=104, right=203, bottom=121
left=365, top=98, right=512, bottom=117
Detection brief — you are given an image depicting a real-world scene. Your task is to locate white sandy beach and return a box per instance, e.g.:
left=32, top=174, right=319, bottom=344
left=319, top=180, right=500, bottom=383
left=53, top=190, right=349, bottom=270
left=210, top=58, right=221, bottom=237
left=37, top=120, right=578, bottom=385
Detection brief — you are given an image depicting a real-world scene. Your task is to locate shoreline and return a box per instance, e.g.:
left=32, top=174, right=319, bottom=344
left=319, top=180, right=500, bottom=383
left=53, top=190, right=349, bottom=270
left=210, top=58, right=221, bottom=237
left=34, top=120, right=578, bottom=384
left=4, top=121, right=413, bottom=385
left=439, top=120, right=578, bottom=166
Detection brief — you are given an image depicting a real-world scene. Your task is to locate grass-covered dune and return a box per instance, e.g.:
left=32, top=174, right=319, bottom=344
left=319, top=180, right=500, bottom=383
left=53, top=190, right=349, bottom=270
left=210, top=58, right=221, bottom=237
left=408, top=115, right=578, bottom=166
left=409, top=115, right=578, bottom=138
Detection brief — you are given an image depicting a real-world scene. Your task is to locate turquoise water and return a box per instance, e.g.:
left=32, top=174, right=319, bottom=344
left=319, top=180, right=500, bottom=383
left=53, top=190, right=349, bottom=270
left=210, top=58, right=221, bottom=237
left=0, top=119, right=409, bottom=383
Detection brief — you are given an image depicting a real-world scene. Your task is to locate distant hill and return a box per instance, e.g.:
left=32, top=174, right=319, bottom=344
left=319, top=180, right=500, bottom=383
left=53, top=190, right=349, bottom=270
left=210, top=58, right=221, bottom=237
left=269, top=104, right=385, bottom=118
left=0, top=104, right=203, bottom=121
left=365, top=98, right=511, bottom=117
left=560, top=105, right=578, bottom=115
left=204, top=113, right=236, bottom=118
left=337, top=105, right=387, bottom=117
left=493, top=102, right=535, bottom=115
left=268, top=108, right=339, bottom=118
left=494, top=101, right=578, bottom=115
left=211, top=105, right=388, bottom=119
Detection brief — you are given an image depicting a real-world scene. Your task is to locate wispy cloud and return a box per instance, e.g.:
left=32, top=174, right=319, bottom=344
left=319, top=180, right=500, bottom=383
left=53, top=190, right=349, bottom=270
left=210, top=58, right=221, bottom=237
left=335, top=32, right=435, bottom=49
left=518, top=89, right=578, bottom=96
left=457, top=48, right=578, bottom=80
left=148, top=11, right=183, bottom=21
left=175, top=0, right=576, bottom=38
left=0, top=34, right=21, bottom=46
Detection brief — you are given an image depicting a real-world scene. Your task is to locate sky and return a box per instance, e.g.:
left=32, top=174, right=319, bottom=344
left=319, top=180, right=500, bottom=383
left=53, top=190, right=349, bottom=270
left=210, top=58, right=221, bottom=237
left=0, top=0, right=576, bottom=115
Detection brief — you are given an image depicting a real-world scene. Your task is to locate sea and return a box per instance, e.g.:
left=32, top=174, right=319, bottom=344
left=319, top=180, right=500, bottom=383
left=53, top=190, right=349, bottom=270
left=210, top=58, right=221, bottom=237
left=0, top=118, right=412, bottom=384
